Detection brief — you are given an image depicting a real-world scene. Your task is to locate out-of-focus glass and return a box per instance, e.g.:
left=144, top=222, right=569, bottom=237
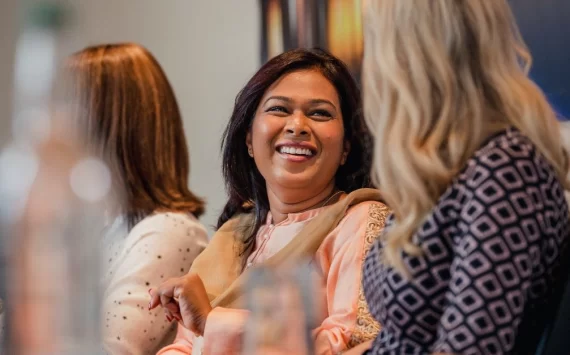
left=242, top=262, right=321, bottom=355
left=0, top=2, right=113, bottom=354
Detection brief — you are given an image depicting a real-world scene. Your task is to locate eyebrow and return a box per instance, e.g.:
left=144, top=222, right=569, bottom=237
left=263, top=96, right=337, bottom=109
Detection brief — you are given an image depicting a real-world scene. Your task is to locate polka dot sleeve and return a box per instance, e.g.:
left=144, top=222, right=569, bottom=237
left=102, top=213, right=208, bottom=355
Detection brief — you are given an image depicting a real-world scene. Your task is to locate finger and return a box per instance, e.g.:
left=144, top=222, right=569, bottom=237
left=149, top=278, right=180, bottom=310
left=165, top=300, right=182, bottom=322
left=150, top=278, right=182, bottom=310
left=173, top=312, right=183, bottom=322
left=160, top=293, right=173, bottom=310
left=164, top=308, right=173, bottom=322
left=148, top=288, right=161, bottom=310
left=165, top=300, right=181, bottom=318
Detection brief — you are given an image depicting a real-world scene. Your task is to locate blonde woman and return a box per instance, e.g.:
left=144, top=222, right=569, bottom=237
left=359, top=1, right=570, bottom=354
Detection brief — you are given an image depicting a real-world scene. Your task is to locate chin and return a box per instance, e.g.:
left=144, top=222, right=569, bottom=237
left=271, top=172, right=316, bottom=190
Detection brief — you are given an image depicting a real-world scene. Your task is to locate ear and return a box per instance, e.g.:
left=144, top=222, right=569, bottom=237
left=341, top=140, right=351, bottom=165
left=246, top=131, right=253, bottom=157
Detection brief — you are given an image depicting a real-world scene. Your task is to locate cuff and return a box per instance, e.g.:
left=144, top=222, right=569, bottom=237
left=202, top=307, right=249, bottom=354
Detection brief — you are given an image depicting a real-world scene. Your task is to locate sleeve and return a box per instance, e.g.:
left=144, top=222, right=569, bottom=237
left=102, top=215, right=208, bottom=355
left=156, top=325, right=195, bottom=355
left=312, top=202, right=387, bottom=355
left=157, top=307, right=248, bottom=355
left=432, top=167, right=538, bottom=353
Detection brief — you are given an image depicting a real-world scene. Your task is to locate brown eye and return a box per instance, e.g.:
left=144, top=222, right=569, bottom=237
left=311, top=110, right=332, bottom=118
left=267, top=106, right=288, bottom=113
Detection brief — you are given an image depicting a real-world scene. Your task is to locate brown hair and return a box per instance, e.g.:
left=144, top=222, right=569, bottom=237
left=66, top=43, right=204, bottom=228
left=218, top=48, right=372, bottom=265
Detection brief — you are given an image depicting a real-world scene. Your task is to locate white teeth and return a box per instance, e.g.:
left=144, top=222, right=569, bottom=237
left=278, top=146, right=313, bottom=156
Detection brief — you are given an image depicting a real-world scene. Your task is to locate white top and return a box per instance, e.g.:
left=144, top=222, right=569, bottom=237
left=101, top=211, right=208, bottom=355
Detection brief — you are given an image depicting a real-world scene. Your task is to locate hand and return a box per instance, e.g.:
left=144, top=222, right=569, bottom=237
left=148, top=272, right=212, bottom=336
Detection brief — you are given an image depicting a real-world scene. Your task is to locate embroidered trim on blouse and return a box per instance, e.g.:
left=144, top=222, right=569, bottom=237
left=348, top=203, right=390, bottom=348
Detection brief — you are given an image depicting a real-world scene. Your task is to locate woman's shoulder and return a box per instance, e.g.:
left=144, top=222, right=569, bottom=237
left=344, top=199, right=390, bottom=221
left=460, top=128, right=557, bottom=187
left=316, top=197, right=389, bottom=261
left=128, top=211, right=208, bottom=244
left=342, top=188, right=390, bottom=221
left=474, top=127, right=536, bottom=159
left=328, top=197, right=390, bottom=242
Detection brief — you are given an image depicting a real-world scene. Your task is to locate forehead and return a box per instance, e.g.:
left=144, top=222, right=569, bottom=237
left=262, top=69, right=340, bottom=104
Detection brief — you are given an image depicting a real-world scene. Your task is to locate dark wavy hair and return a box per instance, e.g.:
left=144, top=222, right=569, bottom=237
left=218, top=48, right=372, bottom=261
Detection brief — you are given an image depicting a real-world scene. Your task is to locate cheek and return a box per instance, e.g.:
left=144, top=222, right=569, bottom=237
left=251, top=116, right=282, bottom=154
left=318, top=126, right=345, bottom=158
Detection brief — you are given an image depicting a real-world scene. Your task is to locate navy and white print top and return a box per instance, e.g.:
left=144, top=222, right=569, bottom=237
left=363, top=128, right=569, bottom=354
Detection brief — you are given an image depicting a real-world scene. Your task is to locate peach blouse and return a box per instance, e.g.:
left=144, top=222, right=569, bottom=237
left=157, top=199, right=389, bottom=355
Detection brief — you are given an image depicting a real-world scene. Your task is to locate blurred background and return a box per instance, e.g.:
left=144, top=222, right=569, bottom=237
left=0, top=1, right=568, bottom=354
left=0, top=0, right=568, bottom=234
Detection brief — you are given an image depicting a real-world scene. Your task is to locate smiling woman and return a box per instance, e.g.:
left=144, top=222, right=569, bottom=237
left=216, top=48, right=374, bottom=262
left=247, top=69, right=347, bottom=208
left=150, top=48, right=389, bottom=355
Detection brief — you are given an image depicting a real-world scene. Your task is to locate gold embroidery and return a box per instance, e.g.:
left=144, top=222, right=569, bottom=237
left=348, top=202, right=390, bottom=348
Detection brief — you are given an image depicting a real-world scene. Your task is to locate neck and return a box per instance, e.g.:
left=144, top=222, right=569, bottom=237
left=266, top=181, right=336, bottom=224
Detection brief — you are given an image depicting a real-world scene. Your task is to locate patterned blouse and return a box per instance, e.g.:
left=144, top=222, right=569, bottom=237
left=363, top=129, right=569, bottom=354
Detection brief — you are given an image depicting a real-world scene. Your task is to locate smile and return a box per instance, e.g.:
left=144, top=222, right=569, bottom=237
left=275, top=144, right=317, bottom=163
left=277, top=146, right=314, bottom=156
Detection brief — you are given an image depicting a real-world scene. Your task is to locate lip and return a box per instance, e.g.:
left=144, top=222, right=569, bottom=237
left=275, top=141, right=317, bottom=163
left=275, top=141, right=317, bottom=153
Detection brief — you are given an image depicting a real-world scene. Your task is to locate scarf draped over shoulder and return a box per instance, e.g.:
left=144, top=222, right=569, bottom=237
left=189, top=188, right=384, bottom=308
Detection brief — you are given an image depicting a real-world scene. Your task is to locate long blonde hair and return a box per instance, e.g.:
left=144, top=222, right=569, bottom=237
left=363, top=0, right=570, bottom=274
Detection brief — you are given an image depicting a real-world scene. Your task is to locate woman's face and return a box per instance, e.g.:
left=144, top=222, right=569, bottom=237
left=246, top=69, right=348, bottom=195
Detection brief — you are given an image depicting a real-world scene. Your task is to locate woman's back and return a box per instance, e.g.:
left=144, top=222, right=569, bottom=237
left=363, top=128, right=569, bottom=354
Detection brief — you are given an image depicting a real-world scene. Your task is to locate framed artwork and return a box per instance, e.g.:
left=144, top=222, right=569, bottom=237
left=260, top=0, right=364, bottom=80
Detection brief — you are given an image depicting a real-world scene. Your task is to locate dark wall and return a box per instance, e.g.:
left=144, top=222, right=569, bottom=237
left=512, top=2, right=570, bottom=351
left=510, top=0, right=570, bottom=120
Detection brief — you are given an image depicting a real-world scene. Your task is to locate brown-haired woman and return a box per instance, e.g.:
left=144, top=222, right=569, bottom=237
left=149, top=48, right=389, bottom=355
left=66, top=43, right=208, bottom=354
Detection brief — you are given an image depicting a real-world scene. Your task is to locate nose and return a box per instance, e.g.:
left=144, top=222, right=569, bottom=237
left=285, top=111, right=310, bottom=137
